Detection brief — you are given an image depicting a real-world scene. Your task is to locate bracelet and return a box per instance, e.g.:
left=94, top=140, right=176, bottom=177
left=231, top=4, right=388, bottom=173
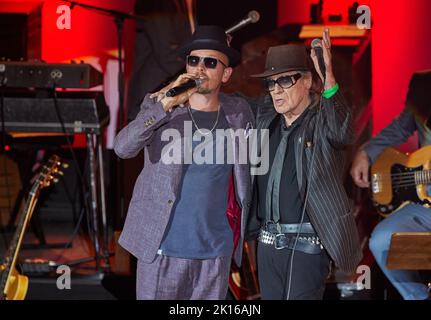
left=322, top=83, right=339, bottom=99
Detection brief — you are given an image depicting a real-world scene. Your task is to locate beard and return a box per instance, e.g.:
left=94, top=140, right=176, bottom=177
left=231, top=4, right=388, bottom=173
left=195, top=74, right=213, bottom=94
left=197, top=87, right=212, bottom=94
left=197, top=81, right=212, bottom=94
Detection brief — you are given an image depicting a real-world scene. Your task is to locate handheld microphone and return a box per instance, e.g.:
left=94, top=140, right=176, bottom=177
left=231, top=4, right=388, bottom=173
left=225, top=10, right=260, bottom=34
left=165, top=79, right=202, bottom=97
left=311, top=38, right=326, bottom=81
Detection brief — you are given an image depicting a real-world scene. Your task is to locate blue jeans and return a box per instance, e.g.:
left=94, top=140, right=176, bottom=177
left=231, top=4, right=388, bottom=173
left=369, top=203, right=431, bottom=300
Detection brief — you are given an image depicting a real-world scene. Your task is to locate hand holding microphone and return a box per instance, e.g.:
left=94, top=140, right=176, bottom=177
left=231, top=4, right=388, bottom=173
left=310, top=28, right=336, bottom=89
left=165, top=78, right=202, bottom=97
left=150, top=73, right=201, bottom=112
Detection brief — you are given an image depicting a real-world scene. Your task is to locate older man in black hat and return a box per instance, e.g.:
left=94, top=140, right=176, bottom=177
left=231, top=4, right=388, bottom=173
left=248, top=29, right=362, bottom=299
left=114, top=25, right=254, bottom=299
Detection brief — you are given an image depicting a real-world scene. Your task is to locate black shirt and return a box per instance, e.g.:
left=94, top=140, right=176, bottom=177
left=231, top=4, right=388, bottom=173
left=257, top=111, right=310, bottom=224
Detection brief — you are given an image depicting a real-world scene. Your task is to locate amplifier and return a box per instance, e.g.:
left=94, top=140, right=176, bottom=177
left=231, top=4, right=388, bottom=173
left=0, top=61, right=103, bottom=89
left=2, top=91, right=109, bottom=134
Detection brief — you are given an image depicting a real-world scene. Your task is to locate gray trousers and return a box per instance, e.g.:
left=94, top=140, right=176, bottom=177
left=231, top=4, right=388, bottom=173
left=136, top=255, right=231, bottom=300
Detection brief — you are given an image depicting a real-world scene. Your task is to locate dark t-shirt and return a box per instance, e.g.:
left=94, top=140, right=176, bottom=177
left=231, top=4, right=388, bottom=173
left=160, top=108, right=234, bottom=259
left=257, top=113, right=310, bottom=224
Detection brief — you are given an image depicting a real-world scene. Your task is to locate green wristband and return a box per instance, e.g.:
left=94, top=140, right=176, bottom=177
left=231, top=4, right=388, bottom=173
left=322, top=83, right=339, bottom=99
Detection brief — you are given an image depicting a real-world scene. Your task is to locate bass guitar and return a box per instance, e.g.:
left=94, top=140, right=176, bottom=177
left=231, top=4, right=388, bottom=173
left=371, top=146, right=431, bottom=216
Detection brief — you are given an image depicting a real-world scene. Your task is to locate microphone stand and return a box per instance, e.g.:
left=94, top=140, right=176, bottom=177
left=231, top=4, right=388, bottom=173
left=61, top=1, right=144, bottom=131
left=61, top=0, right=145, bottom=271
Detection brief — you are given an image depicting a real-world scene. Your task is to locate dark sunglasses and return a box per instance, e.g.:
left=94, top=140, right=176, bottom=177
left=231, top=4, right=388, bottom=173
left=186, top=55, right=228, bottom=69
left=264, top=73, right=302, bottom=91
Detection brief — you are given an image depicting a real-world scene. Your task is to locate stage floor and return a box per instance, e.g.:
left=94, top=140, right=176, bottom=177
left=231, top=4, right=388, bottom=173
left=0, top=219, right=136, bottom=300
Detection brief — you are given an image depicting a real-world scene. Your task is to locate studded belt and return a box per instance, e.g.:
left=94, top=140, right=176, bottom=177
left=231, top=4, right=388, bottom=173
left=258, top=228, right=323, bottom=254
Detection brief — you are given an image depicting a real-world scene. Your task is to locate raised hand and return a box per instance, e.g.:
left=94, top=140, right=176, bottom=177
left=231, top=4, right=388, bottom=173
left=150, top=73, right=199, bottom=112
left=310, top=28, right=336, bottom=90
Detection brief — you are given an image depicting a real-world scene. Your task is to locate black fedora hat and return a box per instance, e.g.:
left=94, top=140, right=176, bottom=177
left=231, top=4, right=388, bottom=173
left=178, top=25, right=241, bottom=67
left=251, top=44, right=311, bottom=78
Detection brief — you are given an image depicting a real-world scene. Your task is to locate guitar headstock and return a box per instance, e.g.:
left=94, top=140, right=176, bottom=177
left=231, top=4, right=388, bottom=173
left=37, top=155, right=65, bottom=189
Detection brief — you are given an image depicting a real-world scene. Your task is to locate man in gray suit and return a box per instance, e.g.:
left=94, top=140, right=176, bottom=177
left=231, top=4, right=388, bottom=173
left=114, top=25, right=254, bottom=299
left=248, top=29, right=362, bottom=299
left=351, top=70, right=431, bottom=300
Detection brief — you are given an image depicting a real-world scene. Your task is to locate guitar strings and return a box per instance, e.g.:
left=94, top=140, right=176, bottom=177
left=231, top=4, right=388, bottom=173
left=391, top=183, right=425, bottom=188
left=377, top=171, right=431, bottom=177
left=373, top=172, right=430, bottom=188
left=374, top=171, right=431, bottom=184
left=381, top=180, right=427, bottom=187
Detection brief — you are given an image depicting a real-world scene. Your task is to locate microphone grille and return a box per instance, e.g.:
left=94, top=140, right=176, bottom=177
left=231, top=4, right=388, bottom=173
left=311, top=38, right=321, bottom=48
left=248, top=10, right=260, bottom=23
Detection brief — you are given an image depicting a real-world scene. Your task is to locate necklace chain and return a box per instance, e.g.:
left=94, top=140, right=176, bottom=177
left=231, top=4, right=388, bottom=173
left=187, top=105, right=220, bottom=135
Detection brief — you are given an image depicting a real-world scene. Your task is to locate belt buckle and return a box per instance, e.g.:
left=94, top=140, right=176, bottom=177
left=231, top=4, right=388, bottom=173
left=265, top=220, right=276, bottom=229
left=274, top=233, right=287, bottom=250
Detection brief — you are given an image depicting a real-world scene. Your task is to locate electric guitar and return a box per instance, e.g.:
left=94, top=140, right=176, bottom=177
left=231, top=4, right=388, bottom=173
left=371, top=146, right=431, bottom=216
left=0, top=155, right=63, bottom=300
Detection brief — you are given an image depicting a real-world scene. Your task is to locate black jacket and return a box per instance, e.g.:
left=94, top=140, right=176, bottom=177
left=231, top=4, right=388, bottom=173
left=247, top=91, right=362, bottom=274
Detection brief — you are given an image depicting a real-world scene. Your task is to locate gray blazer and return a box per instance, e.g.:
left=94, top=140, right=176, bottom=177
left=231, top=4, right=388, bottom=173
left=249, top=92, right=363, bottom=273
left=114, top=93, right=255, bottom=266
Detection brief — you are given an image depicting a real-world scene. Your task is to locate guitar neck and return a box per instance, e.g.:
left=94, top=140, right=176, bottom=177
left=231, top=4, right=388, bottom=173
left=0, top=184, right=39, bottom=296
left=0, top=155, right=61, bottom=299
left=414, top=169, right=431, bottom=185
